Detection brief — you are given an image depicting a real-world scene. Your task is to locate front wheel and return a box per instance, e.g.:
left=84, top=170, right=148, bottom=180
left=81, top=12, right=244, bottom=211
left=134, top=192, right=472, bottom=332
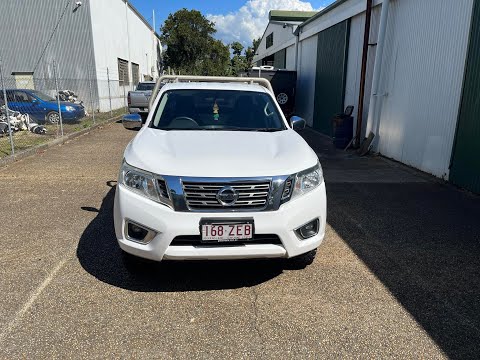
left=121, top=250, right=156, bottom=274
left=46, top=111, right=60, bottom=124
left=286, top=249, right=317, bottom=269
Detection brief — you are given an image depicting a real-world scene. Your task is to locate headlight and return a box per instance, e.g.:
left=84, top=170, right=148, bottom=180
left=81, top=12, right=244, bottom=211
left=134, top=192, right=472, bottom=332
left=291, top=163, right=323, bottom=200
left=120, top=161, right=172, bottom=208
left=65, top=106, right=75, bottom=112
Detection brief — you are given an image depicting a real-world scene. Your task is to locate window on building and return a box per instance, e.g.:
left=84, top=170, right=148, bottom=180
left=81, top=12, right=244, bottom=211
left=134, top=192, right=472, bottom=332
left=266, top=33, right=274, bottom=49
left=11, top=72, right=34, bottom=89
left=262, top=54, right=275, bottom=67
left=131, top=63, right=139, bottom=86
left=117, top=58, right=129, bottom=86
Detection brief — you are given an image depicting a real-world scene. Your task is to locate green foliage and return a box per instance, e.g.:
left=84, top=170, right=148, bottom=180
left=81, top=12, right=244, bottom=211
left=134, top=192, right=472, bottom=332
left=231, top=42, right=244, bottom=56
left=201, top=39, right=231, bottom=76
left=230, top=54, right=248, bottom=76
left=160, top=9, right=230, bottom=76
left=252, top=38, right=261, bottom=52
left=245, top=46, right=255, bottom=69
left=159, top=9, right=263, bottom=77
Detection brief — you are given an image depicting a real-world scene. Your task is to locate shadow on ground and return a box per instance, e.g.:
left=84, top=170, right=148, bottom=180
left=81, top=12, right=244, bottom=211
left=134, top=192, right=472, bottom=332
left=77, top=185, right=287, bottom=293
left=328, top=178, right=480, bottom=358
left=301, top=126, right=480, bottom=358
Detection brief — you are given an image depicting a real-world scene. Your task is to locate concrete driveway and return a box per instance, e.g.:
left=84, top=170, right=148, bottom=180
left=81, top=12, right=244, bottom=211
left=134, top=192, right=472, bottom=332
left=0, top=123, right=478, bottom=358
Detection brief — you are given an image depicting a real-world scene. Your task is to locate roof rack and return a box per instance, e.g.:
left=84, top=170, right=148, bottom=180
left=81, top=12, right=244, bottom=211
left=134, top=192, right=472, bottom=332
left=148, top=75, right=274, bottom=111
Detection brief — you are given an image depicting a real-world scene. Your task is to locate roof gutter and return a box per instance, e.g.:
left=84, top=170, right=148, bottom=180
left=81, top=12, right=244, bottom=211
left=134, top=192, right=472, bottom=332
left=297, top=0, right=351, bottom=30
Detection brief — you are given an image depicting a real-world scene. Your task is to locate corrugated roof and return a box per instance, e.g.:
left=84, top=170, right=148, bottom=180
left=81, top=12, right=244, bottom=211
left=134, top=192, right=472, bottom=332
left=298, top=0, right=355, bottom=30
left=269, top=10, right=318, bottom=22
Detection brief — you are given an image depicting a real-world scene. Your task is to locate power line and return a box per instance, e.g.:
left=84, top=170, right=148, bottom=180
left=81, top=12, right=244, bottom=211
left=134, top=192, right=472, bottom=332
left=32, top=0, right=72, bottom=73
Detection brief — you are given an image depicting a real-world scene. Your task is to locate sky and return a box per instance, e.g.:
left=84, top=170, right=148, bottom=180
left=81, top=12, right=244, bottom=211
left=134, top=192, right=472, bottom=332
left=129, top=0, right=336, bottom=47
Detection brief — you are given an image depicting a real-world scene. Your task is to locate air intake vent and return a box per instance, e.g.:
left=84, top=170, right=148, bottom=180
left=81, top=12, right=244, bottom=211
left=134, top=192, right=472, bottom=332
left=158, top=179, right=170, bottom=199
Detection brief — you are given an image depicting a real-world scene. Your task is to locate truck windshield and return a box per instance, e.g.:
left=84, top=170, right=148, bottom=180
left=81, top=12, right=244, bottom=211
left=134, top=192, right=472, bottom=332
left=150, top=89, right=287, bottom=131
left=136, top=83, right=155, bottom=91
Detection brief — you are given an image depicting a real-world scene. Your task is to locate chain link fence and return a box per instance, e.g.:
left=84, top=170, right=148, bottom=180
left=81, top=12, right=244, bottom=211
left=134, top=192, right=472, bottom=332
left=0, top=59, right=133, bottom=160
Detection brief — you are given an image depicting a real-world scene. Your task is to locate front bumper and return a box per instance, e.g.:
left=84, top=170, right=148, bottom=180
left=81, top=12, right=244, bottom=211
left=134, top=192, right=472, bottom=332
left=62, top=108, right=85, bottom=121
left=113, top=182, right=327, bottom=261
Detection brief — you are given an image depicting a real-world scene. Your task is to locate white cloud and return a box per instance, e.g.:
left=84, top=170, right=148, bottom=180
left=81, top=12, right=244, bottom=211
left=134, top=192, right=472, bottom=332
left=207, top=0, right=319, bottom=47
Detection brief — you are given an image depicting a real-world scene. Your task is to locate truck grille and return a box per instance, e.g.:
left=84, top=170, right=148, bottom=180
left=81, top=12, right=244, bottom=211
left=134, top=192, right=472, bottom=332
left=182, top=181, right=271, bottom=211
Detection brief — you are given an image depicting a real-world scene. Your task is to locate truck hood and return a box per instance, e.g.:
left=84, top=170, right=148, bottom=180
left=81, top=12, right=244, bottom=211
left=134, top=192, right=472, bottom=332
left=124, top=128, right=318, bottom=177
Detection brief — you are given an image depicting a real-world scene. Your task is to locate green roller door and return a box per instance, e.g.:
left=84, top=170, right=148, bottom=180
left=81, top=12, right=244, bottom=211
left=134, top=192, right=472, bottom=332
left=450, top=0, right=480, bottom=194
left=312, top=20, right=350, bottom=135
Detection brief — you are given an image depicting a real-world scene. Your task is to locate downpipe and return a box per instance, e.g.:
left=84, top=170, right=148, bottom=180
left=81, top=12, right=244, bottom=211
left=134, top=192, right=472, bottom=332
left=355, top=0, right=373, bottom=146
left=365, top=0, right=390, bottom=150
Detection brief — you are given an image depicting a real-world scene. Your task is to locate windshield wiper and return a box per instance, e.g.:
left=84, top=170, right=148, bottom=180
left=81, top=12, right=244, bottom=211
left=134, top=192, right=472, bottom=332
left=218, top=127, right=285, bottom=132
left=156, top=127, right=285, bottom=132
left=157, top=127, right=207, bottom=131
left=250, top=128, right=285, bottom=132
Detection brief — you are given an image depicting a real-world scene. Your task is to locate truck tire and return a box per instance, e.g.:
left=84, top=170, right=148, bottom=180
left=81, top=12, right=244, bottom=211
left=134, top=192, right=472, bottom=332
left=286, top=249, right=317, bottom=269
left=121, top=249, right=155, bottom=274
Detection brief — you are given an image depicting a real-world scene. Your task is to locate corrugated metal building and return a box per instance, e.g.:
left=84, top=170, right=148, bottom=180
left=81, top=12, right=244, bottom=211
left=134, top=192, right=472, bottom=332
left=0, top=0, right=161, bottom=112
left=254, top=0, right=480, bottom=193
left=254, top=11, right=318, bottom=70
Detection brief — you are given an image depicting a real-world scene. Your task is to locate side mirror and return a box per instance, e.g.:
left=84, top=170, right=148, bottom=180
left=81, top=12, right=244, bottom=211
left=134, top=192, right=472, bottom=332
left=122, top=113, right=142, bottom=130
left=31, top=98, right=38, bottom=104
left=290, top=116, right=306, bottom=131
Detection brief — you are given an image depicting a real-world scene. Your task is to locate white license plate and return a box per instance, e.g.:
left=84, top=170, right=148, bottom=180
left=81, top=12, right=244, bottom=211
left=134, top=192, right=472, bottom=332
left=201, top=223, right=253, bottom=242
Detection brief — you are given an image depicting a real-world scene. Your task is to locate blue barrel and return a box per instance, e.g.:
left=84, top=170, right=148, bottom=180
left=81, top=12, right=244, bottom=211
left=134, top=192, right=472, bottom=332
left=332, top=115, right=353, bottom=149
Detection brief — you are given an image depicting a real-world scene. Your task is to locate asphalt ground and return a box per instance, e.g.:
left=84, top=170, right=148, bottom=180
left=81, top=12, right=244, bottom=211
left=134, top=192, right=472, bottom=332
left=0, top=122, right=478, bottom=358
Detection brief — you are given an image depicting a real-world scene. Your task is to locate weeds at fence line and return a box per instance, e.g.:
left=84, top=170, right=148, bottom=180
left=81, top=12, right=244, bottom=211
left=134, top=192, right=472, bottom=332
left=0, top=58, right=133, bottom=160
left=0, top=108, right=126, bottom=159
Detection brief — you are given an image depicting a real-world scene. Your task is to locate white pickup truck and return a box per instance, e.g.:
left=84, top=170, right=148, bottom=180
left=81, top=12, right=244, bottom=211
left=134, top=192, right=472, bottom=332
left=115, top=76, right=326, bottom=268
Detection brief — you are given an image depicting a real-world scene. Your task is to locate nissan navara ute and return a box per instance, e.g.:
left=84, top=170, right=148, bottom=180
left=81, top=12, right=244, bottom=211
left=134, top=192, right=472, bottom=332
left=114, top=76, right=327, bottom=267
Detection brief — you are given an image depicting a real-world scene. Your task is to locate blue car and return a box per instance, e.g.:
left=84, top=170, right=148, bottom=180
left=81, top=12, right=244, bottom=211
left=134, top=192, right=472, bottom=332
left=1, top=89, right=85, bottom=124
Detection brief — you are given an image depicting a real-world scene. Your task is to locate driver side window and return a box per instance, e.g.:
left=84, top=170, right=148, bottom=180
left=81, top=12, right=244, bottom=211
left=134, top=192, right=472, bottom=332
left=13, top=91, right=31, bottom=103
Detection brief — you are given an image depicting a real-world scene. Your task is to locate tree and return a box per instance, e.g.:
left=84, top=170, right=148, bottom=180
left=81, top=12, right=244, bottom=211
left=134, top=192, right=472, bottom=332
left=245, top=46, right=255, bottom=69
left=252, top=38, right=261, bottom=53
left=230, top=55, right=247, bottom=76
left=231, top=42, right=244, bottom=57
left=160, top=9, right=230, bottom=76
left=202, top=39, right=231, bottom=76
left=243, top=38, right=262, bottom=70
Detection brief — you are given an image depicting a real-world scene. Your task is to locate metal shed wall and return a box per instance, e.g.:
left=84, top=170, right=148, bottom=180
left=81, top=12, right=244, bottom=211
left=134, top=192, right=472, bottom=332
left=285, top=45, right=296, bottom=70
left=374, top=0, right=473, bottom=178
left=344, top=5, right=382, bottom=139
left=0, top=0, right=96, bottom=78
left=253, top=23, right=297, bottom=65
left=295, top=35, right=318, bottom=127
left=450, top=0, right=480, bottom=193
left=0, top=0, right=98, bottom=108
left=312, top=20, right=350, bottom=135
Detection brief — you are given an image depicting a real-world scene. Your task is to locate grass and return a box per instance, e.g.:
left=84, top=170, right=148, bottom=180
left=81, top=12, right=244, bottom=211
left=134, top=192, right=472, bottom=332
left=0, top=108, right=126, bottom=159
